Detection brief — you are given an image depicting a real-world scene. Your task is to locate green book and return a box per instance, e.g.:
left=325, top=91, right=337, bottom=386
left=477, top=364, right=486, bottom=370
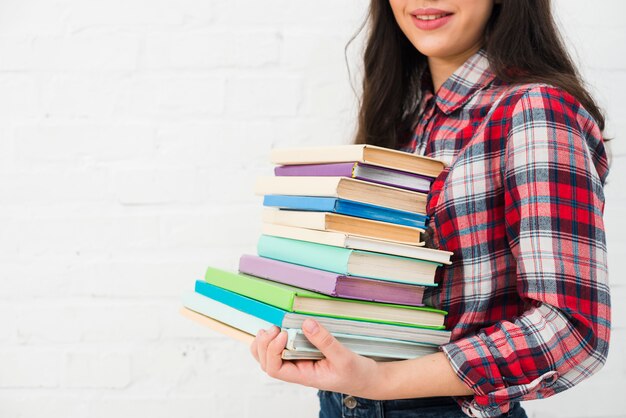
left=257, top=234, right=441, bottom=286
left=205, top=266, right=446, bottom=329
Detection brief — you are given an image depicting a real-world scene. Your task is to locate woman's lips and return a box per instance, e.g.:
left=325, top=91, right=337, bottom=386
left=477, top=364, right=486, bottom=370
left=410, top=8, right=454, bottom=30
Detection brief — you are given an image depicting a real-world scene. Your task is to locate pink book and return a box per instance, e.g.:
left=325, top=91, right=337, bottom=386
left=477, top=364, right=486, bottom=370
left=238, top=254, right=425, bottom=307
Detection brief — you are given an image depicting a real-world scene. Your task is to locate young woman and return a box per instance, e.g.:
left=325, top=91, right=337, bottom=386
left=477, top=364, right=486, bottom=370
left=250, top=1, right=611, bottom=417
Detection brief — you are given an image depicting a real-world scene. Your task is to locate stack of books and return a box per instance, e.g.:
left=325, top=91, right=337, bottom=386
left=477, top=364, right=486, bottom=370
left=182, top=144, right=454, bottom=361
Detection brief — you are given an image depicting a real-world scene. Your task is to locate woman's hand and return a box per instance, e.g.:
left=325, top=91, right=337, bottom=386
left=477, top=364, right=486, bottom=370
left=250, top=318, right=381, bottom=398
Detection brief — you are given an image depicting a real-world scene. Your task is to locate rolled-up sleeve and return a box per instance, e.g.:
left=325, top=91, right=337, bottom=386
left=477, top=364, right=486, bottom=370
left=441, top=86, right=611, bottom=417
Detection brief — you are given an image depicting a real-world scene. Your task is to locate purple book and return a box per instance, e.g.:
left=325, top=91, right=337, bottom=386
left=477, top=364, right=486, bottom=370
left=238, top=254, right=425, bottom=307
left=274, top=162, right=435, bottom=193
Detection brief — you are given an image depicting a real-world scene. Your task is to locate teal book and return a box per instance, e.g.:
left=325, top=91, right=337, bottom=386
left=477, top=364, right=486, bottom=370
left=257, top=235, right=441, bottom=286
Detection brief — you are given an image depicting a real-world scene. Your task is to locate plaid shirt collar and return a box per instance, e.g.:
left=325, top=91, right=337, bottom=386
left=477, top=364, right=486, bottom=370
left=422, top=49, right=497, bottom=115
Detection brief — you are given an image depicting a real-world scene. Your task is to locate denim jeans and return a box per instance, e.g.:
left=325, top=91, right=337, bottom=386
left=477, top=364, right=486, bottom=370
left=318, top=391, right=528, bottom=418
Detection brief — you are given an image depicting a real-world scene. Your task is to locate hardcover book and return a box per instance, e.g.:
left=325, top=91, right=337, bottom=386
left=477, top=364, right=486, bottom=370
left=261, top=223, right=454, bottom=264
left=263, top=195, right=427, bottom=229
left=255, top=176, right=427, bottom=214
left=257, top=235, right=441, bottom=286
left=262, top=208, right=423, bottom=245
left=180, top=305, right=322, bottom=360
left=270, top=144, right=445, bottom=178
left=180, top=306, right=256, bottom=344
left=239, top=254, right=427, bottom=306
left=275, top=162, right=434, bottom=193
left=284, top=328, right=438, bottom=360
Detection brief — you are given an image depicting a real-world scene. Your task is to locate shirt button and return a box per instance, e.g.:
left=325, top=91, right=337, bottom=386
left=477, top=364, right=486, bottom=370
left=343, top=395, right=358, bottom=409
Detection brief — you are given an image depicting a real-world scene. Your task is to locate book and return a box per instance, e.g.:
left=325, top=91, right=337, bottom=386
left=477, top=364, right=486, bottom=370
left=180, top=306, right=255, bottom=345
left=239, top=254, right=426, bottom=306
left=186, top=285, right=451, bottom=344
left=262, top=208, right=423, bottom=245
left=261, top=223, right=453, bottom=264
left=263, top=195, right=427, bottom=229
left=191, top=281, right=293, bottom=327
left=258, top=235, right=441, bottom=286
left=275, top=162, right=434, bottom=193
left=181, top=297, right=439, bottom=361
left=281, top=313, right=451, bottom=346
left=284, top=329, right=438, bottom=360
left=183, top=289, right=274, bottom=335
left=202, top=267, right=446, bottom=328
left=255, top=176, right=427, bottom=214
left=270, top=144, right=445, bottom=178
left=180, top=305, right=321, bottom=360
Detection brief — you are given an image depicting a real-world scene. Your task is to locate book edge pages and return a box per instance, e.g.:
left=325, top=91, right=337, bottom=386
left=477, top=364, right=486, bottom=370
left=337, top=177, right=426, bottom=214
left=363, top=145, right=446, bottom=177
left=293, top=297, right=444, bottom=328
left=281, top=313, right=452, bottom=344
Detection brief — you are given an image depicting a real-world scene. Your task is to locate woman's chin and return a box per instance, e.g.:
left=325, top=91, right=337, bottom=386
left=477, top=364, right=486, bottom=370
left=413, top=41, right=481, bottom=62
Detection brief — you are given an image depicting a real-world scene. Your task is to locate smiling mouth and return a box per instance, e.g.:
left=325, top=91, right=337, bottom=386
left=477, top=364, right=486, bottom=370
left=414, top=13, right=453, bottom=21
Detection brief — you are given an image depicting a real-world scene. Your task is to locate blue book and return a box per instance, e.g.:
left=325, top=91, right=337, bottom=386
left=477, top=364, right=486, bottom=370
left=263, top=195, right=427, bottom=229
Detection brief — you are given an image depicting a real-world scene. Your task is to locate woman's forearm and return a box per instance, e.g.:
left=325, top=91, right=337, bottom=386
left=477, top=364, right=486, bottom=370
left=364, top=352, right=474, bottom=400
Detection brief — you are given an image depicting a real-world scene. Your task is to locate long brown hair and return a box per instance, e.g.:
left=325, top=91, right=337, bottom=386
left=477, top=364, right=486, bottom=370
left=352, top=0, right=606, bottom=149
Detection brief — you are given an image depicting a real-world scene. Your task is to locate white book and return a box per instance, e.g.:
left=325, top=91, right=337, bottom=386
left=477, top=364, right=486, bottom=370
left=182, top=291, right=272, bottom=335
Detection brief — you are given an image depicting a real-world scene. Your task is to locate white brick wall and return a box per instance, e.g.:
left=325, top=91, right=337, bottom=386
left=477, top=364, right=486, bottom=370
left=0, top=1, right=623, bottom=417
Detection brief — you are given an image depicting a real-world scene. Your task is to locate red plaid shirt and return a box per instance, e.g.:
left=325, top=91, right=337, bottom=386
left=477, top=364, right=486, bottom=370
left=403, top=50, right=610, bottom=417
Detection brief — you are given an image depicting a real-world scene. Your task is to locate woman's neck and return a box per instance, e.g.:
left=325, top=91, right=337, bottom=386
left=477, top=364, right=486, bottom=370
left=427, top=44, right=482, bottom=93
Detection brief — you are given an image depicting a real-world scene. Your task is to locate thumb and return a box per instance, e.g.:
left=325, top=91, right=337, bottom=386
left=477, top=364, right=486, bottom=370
left=302, top=318, right=353, bottom=360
